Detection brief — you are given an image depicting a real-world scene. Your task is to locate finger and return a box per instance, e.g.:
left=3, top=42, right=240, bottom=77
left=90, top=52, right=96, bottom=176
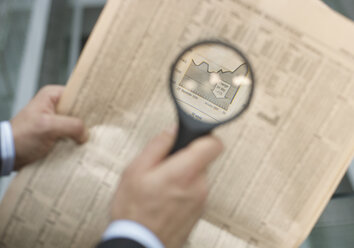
left=159, top=135, right=223, bottom=182
left=49, top=115, right=88, bottom=144
left=131, top=126, right=177, bottom=170
left=34, top=85, right=65, bottom=110
left=188, top=173, right=209, bottom=205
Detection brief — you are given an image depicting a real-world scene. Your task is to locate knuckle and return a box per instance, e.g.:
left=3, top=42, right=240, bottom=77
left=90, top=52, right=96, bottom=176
left=37, top=115, right=54, bottom=135
left=37, top=85, right=63, bottom=103
left=72, top=119, right=84, bottom=132
left=39, top=85, right=53, bottom=96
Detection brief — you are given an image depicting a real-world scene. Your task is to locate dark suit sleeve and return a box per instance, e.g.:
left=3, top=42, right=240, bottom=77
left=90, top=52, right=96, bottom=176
left=96, top=238, right=146, bottom=248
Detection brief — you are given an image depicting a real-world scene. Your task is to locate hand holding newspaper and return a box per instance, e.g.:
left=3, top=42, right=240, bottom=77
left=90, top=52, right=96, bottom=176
left=1, top=0, right=354, bottom=247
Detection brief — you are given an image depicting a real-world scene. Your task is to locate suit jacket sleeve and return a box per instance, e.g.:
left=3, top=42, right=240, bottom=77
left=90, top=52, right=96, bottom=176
left=98, top=220, right=164, bottom=248
left=96, top=238, right=146, bottom=248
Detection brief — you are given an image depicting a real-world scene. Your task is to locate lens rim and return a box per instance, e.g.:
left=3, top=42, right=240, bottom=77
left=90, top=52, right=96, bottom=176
left=169, top=40, right=255, bottom=130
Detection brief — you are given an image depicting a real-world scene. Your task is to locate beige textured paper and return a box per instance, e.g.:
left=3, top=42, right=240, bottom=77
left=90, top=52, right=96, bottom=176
left=1, top=0, right=354, bottom=247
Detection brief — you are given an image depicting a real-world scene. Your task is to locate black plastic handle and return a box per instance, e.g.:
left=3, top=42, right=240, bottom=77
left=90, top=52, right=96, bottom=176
left=169, top=119, right=210, bottom=155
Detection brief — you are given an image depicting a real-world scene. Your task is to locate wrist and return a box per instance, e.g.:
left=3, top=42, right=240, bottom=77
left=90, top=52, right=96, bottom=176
left=9, top=118, right=29, bottom=170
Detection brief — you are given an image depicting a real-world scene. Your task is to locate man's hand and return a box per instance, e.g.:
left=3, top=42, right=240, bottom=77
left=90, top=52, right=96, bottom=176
left=111, top=128, right=223, bottom=248
left=10, top=85, right=88, bottom=171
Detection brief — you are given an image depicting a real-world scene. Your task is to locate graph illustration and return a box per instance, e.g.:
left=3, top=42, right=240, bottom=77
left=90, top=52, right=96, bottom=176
left=179, top=60, right=248, bottom=110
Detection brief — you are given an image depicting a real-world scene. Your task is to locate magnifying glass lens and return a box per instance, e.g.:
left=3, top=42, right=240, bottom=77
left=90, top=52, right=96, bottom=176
left=172, top=42, right=253, bottom=124
left=169, top=41, right=254, bottom=153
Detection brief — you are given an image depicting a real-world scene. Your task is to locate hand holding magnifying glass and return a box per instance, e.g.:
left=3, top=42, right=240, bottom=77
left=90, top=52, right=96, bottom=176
left=170, top=40, right=255, bottom=154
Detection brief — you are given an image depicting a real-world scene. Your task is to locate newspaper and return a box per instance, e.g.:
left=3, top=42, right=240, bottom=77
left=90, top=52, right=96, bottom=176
left=1, top=0, right=354, bottom=247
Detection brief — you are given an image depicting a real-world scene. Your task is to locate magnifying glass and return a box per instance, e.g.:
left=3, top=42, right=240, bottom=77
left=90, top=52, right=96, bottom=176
left=170, top=40, right=255, bottom=154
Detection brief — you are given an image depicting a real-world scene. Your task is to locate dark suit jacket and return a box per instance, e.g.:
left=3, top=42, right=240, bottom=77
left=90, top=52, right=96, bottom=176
left=97, top=238, right=145, bottom=248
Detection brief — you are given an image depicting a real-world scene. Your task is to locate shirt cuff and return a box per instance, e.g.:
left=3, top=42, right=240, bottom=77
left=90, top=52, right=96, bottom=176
left=102, top=220, right=165, bottom=248
left=0, top=121, right=15, bottom=176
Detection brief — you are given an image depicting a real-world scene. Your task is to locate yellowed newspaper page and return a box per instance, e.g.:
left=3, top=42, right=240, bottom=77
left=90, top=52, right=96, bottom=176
left=1, top=0, right=354, bottom=247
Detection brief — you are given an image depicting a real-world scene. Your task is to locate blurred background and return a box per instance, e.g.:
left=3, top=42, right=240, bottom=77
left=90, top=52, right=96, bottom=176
left=0, top=0, right=353, bottom=247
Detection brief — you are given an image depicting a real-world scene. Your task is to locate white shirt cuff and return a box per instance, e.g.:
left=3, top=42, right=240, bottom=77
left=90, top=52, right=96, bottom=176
left=0, top=121, right=15, bottom=176
left=102, top=220, right=165, bottom=248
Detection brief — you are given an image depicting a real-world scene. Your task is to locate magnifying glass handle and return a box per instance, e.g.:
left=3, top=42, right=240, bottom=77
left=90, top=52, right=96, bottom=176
left=169, top=120, right=210, bottom=155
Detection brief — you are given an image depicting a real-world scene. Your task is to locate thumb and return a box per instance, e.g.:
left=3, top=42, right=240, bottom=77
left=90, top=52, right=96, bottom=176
left=130, top=126, right=177, bottom=171
left=160, top=135, right=223, bottom=181
left=50, top=115, right=88, bottom=144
